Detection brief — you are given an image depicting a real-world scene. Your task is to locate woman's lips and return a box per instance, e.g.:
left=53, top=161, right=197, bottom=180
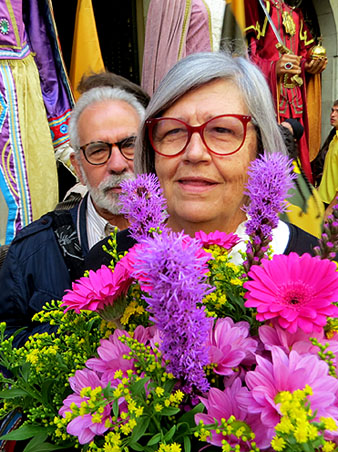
left=177, top=177, right=218, bottom=192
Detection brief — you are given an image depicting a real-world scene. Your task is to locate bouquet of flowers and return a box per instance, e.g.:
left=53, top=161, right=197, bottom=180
left=1, top=152, right=338, bottom=452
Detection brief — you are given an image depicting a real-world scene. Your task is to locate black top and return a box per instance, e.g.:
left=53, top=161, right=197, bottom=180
left=84, top=223, right=320, bottom=272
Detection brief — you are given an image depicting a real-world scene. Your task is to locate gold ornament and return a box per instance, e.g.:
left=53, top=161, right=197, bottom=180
left=308, top=38, right=327, bottom=60
left=282, top=11, right=296, bottom=36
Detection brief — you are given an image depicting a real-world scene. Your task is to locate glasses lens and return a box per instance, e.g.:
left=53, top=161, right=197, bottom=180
left=84, top=142, right=111, bottom=164
left=204, top=116, right=245, bottom=155
left=151, top=119, right=189, bottom=156
left=119, top=136, right=136, bottom=160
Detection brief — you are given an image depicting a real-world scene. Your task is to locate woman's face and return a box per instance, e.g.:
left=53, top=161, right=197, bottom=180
left=154, top=79, right=258, bottom=235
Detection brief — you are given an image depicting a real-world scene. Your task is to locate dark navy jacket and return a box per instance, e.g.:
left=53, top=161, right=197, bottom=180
left=0, top=196, right=90, bottom=348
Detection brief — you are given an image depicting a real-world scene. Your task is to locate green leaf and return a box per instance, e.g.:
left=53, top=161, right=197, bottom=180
left=130, top=377, right=150, bottom=399
left=0, top=424, right=53, bottom=441
left=129, top=416, right=150, bottom=443
left=0, top=388, right=30, bottom=398
left=163, top=425, right=176, bottom=442
left=129, top=442, right=144, bottom=451
left=184, top=436, right=191, bottom=452
left=159, top=407, right=180, bottom=416
left=147, top=432, right=161, bottom=446
left=112, top=399, right=119, bottom=418
left=20, top=362, right=31, bottom=382
left=177, top=403, right=204, bottom=425
left=22, top=433, right=48, bottom=452
left=23, top=435, right=73, bottom=452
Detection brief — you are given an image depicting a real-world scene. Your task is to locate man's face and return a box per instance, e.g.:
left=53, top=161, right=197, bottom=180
left=330, top=104, right=338, bottom=130
left=71, top=99, right=140, bottom=217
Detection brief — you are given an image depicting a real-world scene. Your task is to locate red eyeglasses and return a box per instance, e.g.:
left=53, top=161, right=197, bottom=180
left=146, top=114, right=252, bottom=157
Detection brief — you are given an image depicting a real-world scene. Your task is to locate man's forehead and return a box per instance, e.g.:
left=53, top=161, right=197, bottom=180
left=331, top=105, right=338, bottom=112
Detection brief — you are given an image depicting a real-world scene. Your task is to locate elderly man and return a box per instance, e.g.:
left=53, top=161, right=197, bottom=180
left=0, top=86, right=145, bottom=347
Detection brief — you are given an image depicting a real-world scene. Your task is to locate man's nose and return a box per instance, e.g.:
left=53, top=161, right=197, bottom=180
left=106, top=145, right=129, bottom=173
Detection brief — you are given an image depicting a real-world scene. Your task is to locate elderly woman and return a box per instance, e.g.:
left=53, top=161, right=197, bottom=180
left=85, top=52, right=319, bottom=270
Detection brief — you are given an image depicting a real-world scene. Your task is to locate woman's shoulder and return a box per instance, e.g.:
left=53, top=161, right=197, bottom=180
left=284, top=222, right=319, bottom=257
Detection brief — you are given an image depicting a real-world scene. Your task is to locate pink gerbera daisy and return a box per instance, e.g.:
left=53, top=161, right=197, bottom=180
left=61, top=263, right=133, bottom=314
left=244, top=252, right=338, bottom=333
left=195, top=230, right=241, bottom=250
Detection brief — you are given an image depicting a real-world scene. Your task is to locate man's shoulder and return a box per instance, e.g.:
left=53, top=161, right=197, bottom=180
left=12, top=208, right=77, bottom=244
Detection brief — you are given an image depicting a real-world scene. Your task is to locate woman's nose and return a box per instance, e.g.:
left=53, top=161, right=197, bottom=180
left=183, top=131, right=211, bottom=162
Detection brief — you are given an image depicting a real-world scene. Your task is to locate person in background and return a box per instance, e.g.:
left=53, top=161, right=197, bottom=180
left=63, top=71, right=150, bottom=202
left=279, top=118, right=324, bottom=238
left=0, top=85, right=145, bottom=347
left=317, top=101, right=338, bottom=220
left=85, top=51, right=320, bottom=273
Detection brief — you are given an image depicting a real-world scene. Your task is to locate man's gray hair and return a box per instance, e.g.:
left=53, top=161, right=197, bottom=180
left=135, top=52, right=287, bottom=174
left=69, top=86, right=145, bottom=151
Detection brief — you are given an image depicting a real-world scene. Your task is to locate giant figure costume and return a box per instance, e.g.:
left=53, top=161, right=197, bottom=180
left=245, top=0, right=322, bottom=184
left=0, top=0, right=73, bottom=245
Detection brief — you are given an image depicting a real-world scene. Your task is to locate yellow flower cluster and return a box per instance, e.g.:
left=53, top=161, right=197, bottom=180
left=156, top=443, right=182, bottom=452
left=195, top=417, right=258, bottom=451
left=201, top=245, right=247, bottom=322
left=272, top=386, right=338, bottom=451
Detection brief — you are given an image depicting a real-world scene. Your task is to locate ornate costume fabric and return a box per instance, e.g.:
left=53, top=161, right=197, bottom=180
left=142, top=0, right=212, bottom=96
left=244, top=0, right=319, bottom=183
left=0, top=0, right=74, bottom=245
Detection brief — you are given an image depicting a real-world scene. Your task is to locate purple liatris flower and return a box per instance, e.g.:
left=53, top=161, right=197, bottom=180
left=243, top=152, right=296, bottom=272
left=119, top=173, right=169, bottom=241
left=132, top=231, right=214, bottom=393
left=244, top=151, right=295, bottom=235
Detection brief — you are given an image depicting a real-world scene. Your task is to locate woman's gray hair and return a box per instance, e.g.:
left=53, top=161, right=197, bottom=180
left=135, top=52, right=287, bottom=174
left=69, top=86, right=145, bottom=151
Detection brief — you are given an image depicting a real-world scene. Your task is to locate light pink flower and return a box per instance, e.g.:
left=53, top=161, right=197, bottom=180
left=61, top=263, right=133, bottom=313
left=86, top=326, right=157, bottom=386
left=244, top=252, right=338, bottom=333
left=195, top=230, right=241, bottom=250
left=59, top=368, right=111, bottom=444
left=208, top=318, right=257, bottom=376
left=195, top=378, right=266, bottom=450
left=238, top=346, right=338, bottom=445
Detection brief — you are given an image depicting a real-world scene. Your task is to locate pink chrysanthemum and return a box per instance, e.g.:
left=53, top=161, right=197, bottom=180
left=208, top=318, right=257, bottom=376
left=59, top=368, right=111, bottom=444
left=238, top=346, right=338, bottom=446
left=86, top=326, right=157, bottom=386
left=61, top=263, right=133, bottom=313
left=195, top=378, right=266, bottom=450
left=244, top=252, right=338, bottom=333
left=195, top=230, right=241, bottom=250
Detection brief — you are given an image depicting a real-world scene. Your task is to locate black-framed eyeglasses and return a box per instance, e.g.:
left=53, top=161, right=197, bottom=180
left=146, top=115, right=252, bottom=157
left=79, top=136, right=136, bottom=165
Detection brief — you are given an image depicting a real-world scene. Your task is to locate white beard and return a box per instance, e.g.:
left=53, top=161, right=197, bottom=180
left=80, top=166, right=135, bottom=215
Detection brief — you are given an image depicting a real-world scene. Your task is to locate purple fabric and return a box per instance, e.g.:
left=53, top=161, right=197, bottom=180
left=23, top=0, right=74, bottom=135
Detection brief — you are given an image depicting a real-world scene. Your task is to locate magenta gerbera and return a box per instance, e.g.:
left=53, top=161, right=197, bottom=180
left=244, top=252, right=338, bottom=333
left=195, top=230, right=241, bottom=250
left=61, top=263, right=133, bottom=316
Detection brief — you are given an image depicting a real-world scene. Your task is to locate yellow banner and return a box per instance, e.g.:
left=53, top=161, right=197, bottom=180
left=69, top=0, right=105, bottom=100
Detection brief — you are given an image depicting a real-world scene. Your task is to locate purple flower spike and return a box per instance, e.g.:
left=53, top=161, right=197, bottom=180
left=119, top=174, right=169, bottom=241
left=132, top=231, right=214, bottom=393
left=243, top=151, right=296, bottom=272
